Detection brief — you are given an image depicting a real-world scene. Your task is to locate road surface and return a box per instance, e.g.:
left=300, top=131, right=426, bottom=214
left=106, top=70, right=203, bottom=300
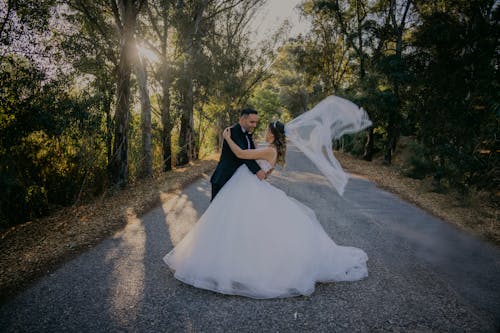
left=1, top=146, right=499, bottom=332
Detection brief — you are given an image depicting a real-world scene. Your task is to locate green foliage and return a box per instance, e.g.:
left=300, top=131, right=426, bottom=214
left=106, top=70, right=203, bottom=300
left=0, top=57, right=106, bottom=228
left=2, top=0, right=498, bottom=228
left=248, top=84, right=284, bottom=134
left=267, top=42, right=321, bottom=119
left=262, top=0, right=499, bottom=194
left=338, top=132, right=369, bottom=156
left=401, top=139, right=435, bottom=179
left=407, top=0, right=499, bottom=191
left=0, top=0, right=56, bottom=47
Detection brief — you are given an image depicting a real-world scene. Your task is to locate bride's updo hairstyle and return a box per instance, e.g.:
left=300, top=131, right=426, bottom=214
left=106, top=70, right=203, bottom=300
left=269, top=120, right=287, bottom=168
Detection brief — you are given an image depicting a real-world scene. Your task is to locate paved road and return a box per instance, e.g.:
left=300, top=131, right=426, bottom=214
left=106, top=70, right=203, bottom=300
left=1, top=146, right=499, bottom=332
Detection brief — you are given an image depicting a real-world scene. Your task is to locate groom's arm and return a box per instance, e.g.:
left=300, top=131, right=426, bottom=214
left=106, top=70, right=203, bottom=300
left=244, top=159, right=261, bottom=175
left=230, top=126, right=261, bottom=175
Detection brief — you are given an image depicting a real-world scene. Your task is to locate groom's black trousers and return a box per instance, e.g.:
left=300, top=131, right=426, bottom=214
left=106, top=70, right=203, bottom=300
left=211, top=183, right=223, bottom=202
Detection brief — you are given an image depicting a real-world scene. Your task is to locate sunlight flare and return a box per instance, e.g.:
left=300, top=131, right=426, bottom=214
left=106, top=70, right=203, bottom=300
left=137, top=44, right=160, bottom=63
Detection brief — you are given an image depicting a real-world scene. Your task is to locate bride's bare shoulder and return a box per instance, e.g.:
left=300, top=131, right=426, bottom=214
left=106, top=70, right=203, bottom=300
left=256, top=146, right=276, bottom=154
left=255, top=145, right=277, bottom=164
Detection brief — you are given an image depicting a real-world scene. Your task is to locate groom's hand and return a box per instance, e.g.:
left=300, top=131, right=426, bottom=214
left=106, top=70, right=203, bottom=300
left=222, top=127, right=232, bottom=140
left=256, top=170, right=266, bottom=180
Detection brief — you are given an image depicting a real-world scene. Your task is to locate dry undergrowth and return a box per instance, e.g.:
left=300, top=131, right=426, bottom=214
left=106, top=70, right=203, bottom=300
left=336, top=152, right=499, bottom=246
left=0, top=155, right=218, bottom=303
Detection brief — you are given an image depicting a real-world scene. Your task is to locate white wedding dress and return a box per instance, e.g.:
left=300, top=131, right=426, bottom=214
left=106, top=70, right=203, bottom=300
left=163, top=158, right=368, bottom=299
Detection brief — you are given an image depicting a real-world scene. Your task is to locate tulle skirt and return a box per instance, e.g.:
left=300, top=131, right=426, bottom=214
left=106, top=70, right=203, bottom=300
left=163, top=165, right=368, bottom=299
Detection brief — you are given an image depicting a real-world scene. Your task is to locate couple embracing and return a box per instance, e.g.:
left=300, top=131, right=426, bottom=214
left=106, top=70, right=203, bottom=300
left=164, top=97, right=371, bottom=299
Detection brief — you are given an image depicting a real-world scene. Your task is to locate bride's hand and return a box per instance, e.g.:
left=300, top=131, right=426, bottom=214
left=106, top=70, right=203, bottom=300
left=223, top=127, right=231, bottom=140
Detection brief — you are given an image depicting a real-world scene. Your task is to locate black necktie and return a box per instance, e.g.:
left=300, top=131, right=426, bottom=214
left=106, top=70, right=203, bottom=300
left=245, top=132, right=251, bottom=149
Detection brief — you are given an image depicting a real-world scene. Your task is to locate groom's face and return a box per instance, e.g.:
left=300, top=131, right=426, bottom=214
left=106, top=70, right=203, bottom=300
left=241, top=114, right=259, bottom=133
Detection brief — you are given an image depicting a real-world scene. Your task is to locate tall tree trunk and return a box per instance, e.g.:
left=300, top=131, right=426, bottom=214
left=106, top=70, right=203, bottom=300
left=352, top=0, right=373, bottom=161
left=177, top=78, right=191, bottom=166
left=363, top=127, right=374, bottom=161
left=356, top=0, right=366, bottom=79
left=144, top=0, right=172, bottom=171
left=177, top=49, right=196, bottom=166
left=160, top=61, right=172, bottom=171
left=384, top=0, right=410, bottom=165
left=177, top=73, right=197, bottom=164
left=216, top=113, right=223, bottom=150
left=357, top=5, right=374, bottom=162
left=187, top=69, right=197, bottom=161
left=193, top=106, right=205, bottom=159
left=159, top=1, right=172, bottom=171
left=383, top=122, right=395, bottom=165
left=104, top=92, right=113, bottom=168
left=135, top=48, right=153, bottom=178
left=109, top=5, right=137, bottom=187
left=177, top=0, right=208, bottom=166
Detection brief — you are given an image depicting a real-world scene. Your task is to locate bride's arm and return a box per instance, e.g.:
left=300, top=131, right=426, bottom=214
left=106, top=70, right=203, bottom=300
left=223, top=127, right=274, bottom=161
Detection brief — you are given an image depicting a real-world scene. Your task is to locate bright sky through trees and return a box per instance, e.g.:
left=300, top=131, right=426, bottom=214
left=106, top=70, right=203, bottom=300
left=250, top=0, right=309, bottom=44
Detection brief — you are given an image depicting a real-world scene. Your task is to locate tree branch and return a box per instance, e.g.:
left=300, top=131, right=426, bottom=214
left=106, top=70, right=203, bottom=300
left=204, top=0, right=246, bottom=22
left=0, top=0, right=13, bottom=41
left=146, top=1, right=163, bottom=39
left=109, top=0, right=123, bottom=33
left=399, top=0, right=413, bottom=33
left=71, top=1, right=119, bottom=65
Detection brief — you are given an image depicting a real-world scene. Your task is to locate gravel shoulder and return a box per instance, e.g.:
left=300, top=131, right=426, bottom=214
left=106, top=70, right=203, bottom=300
left=336, top=152, right=499, bottom=245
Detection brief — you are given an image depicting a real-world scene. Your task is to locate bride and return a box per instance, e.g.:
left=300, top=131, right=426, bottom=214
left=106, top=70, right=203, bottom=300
left=163, top=97, right=370, bottom=299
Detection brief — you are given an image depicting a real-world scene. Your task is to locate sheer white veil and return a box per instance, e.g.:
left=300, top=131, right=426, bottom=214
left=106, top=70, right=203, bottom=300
left=284, top=95, right=372, bottom=196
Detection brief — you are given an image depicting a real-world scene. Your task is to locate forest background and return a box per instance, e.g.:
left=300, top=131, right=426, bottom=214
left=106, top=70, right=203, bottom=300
left=0, top=0, right=498, bottom=232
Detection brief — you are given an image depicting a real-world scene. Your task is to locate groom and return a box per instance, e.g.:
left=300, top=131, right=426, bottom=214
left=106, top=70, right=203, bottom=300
left=210, top=108, right=266, bottom=201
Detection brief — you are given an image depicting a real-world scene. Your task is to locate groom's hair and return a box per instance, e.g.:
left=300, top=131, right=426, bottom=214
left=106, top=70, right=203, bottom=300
left=240, top=108, right=258, bottom=117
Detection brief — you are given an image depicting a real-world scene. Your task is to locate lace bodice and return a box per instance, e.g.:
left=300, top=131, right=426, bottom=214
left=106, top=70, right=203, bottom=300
left=257, top=159, right=273, bottom=173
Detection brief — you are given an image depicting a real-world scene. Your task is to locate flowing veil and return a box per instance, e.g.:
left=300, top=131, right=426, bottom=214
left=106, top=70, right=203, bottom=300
left=285, top=95, right=372, bottom=196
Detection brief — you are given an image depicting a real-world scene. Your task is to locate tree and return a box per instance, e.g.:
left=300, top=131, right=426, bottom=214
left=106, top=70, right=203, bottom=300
left=65, top=0, right=120, bottom=170
left=270, top=41, right=313, bottom=118
left=376, top=0, right=414, bottom=165
left=302, top=0, right=377, bottom=160
left=143, top=0, right=175, bottom=171
left=0, top=56, right=100, bottom=226
left=108, top=0, right=146, bottom=187
left=300, top=2, right=352, bottom=94
left=173, top=0, right=269, bottom=164
left=203, top=0, right=271, bottom=147
left=408, top=0, right=499, bottom=190
left=134, top=45, right=153, bottom=178
left=174, top=0, right=209, bottom=165
left=0, top=0, right=56, bottom=61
